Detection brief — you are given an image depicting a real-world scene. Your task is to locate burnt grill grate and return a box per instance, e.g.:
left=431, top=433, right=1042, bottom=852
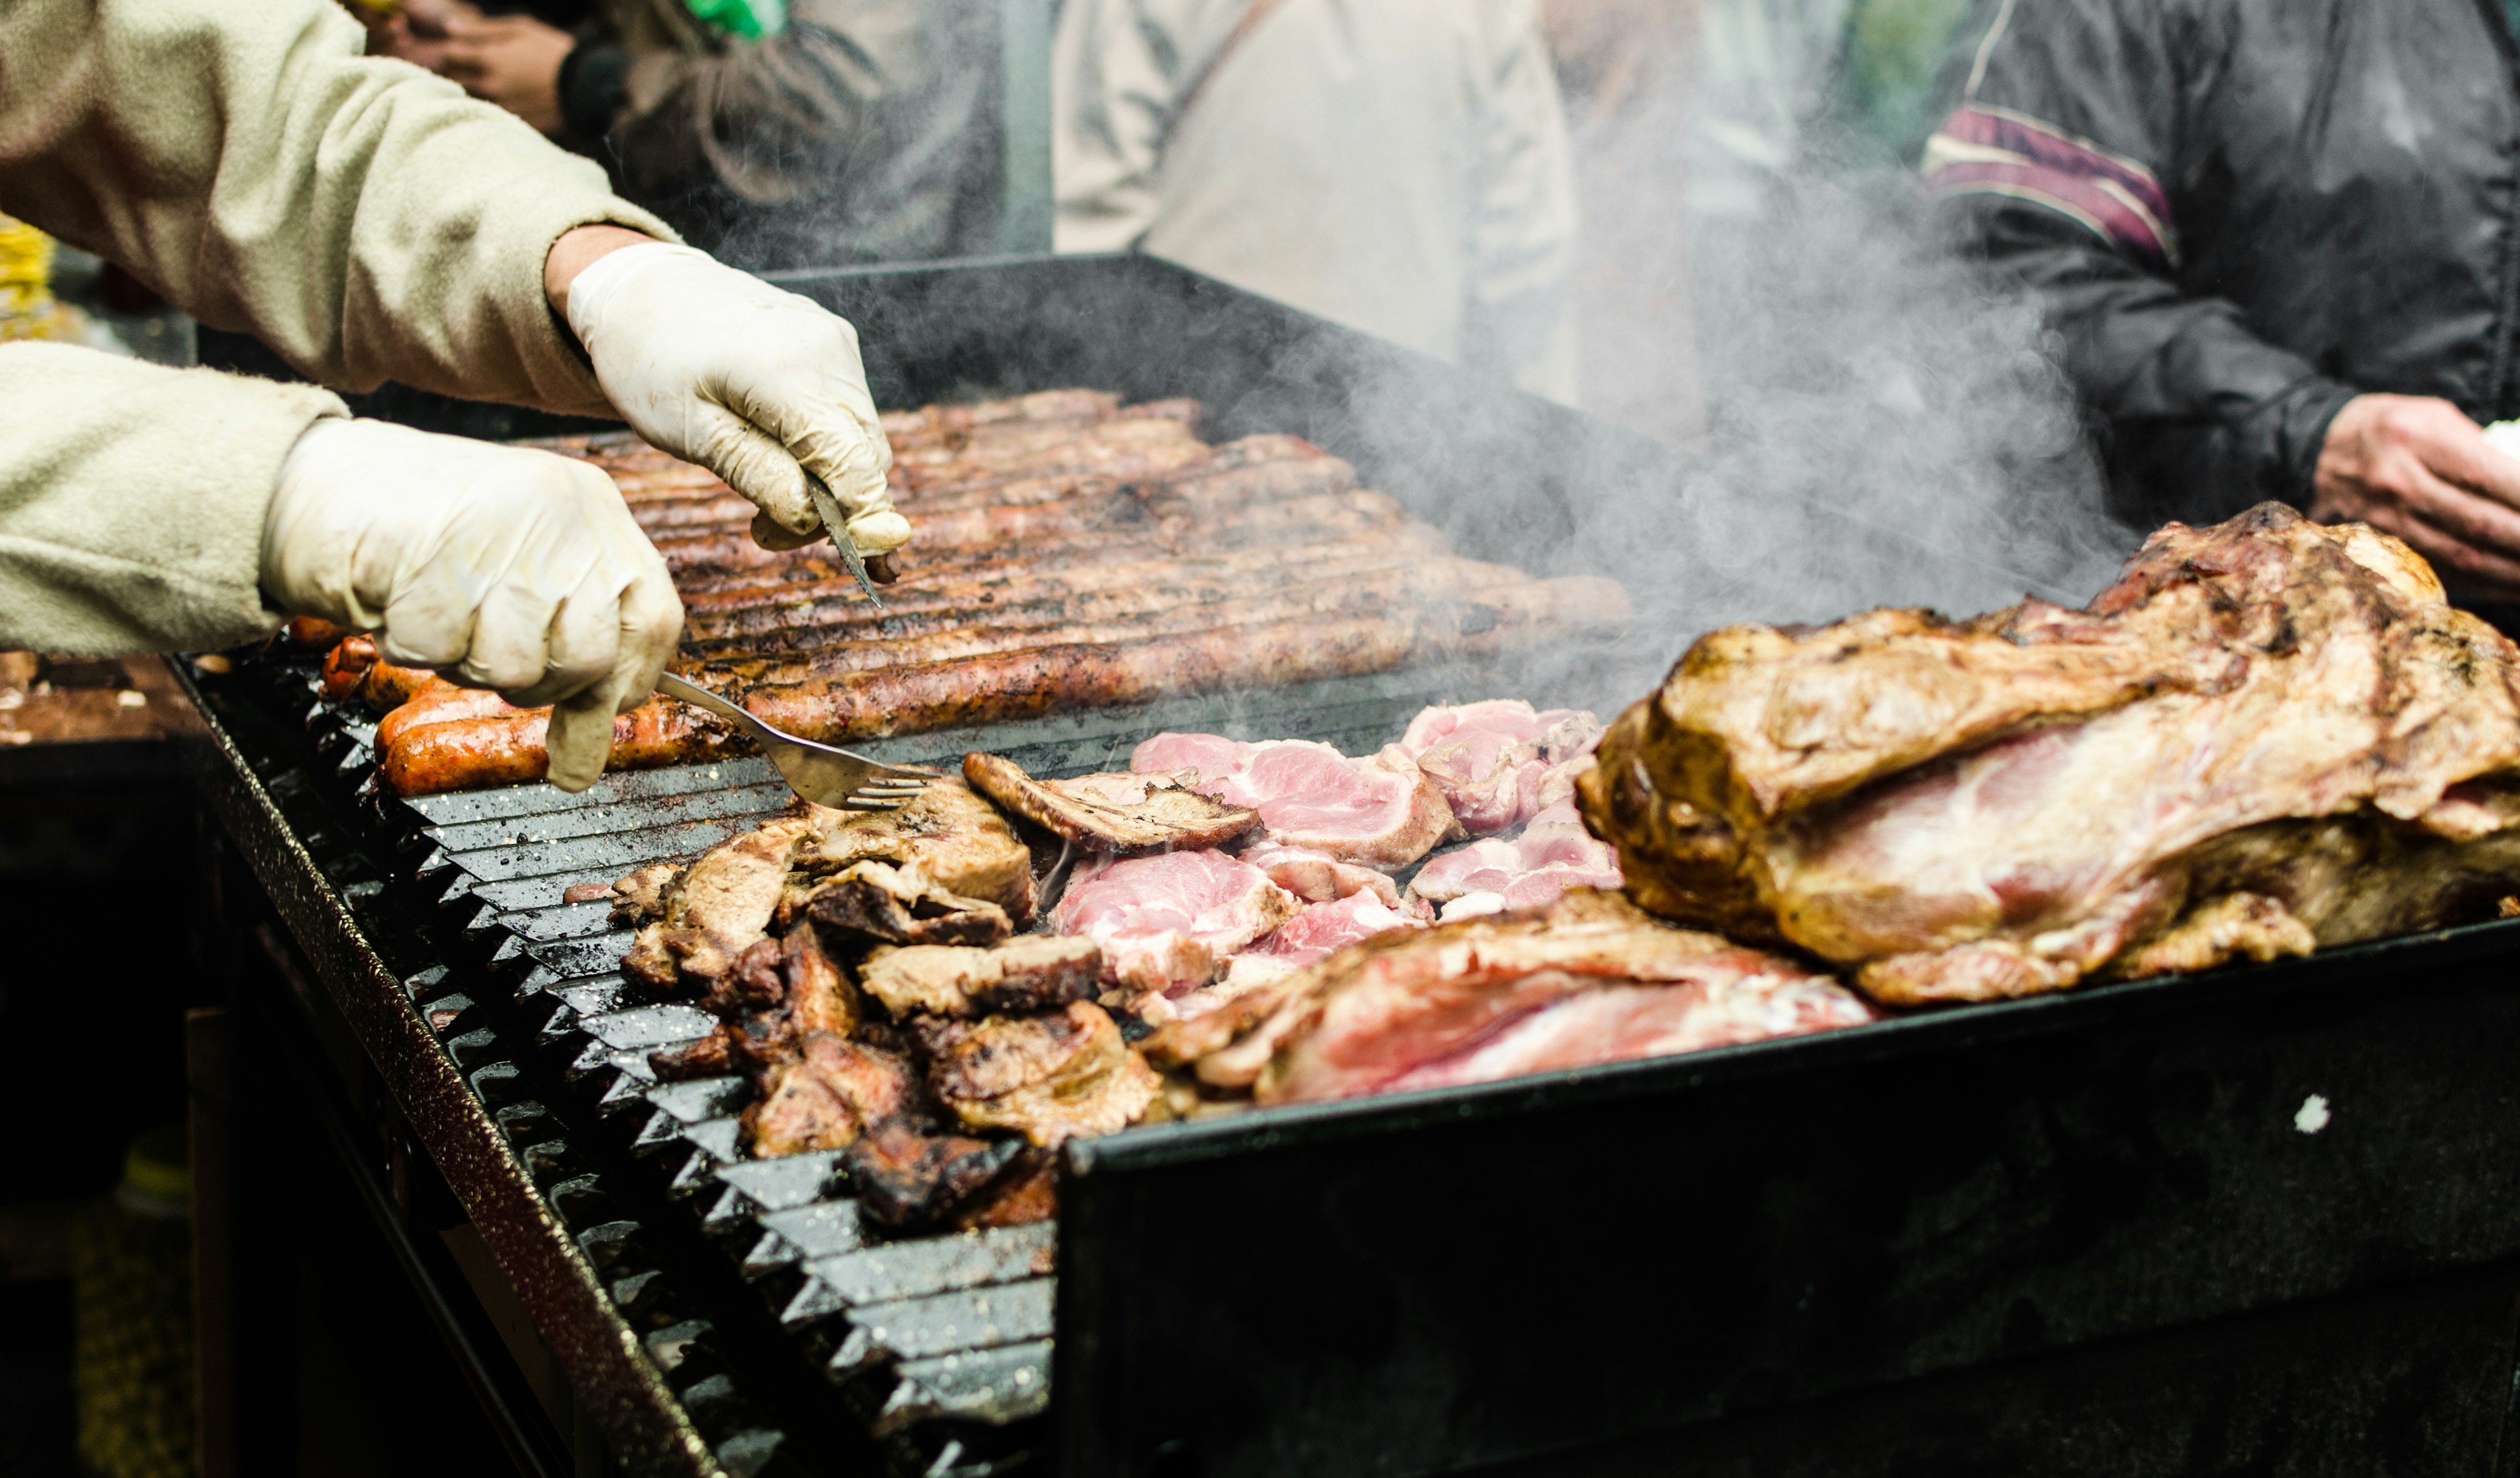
left=242, top=637, right=1546, bottom=1475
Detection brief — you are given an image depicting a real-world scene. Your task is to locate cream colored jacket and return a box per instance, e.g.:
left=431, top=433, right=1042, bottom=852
left=1053, top=0, right=1580, bottom=403
left=0, top=0, right=673, bottom=654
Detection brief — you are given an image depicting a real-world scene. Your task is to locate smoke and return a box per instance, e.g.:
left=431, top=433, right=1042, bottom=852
left=1334, top=14, right=2144, bottom=715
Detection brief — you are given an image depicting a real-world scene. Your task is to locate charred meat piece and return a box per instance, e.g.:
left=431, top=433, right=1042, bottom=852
left=791, top=780, right=1036, bottom=928
left=792, top=860, right=1013, bottom=947
left=606, top=860, right=683, bottom=923
left=843, top=1119, right=1031, bottom=1231
left=648, top=1023, right=736, bottom=1082
left=1131, top=735, right=1460, bottom=869
left=744, top=1033, right=923, bottom=1157
left=1581, top=503, right=2520, bottom=1004
left=953, top=1148, right=1060, bottom=1229
left=912, top=1002, right=1160, bottom=1146
left=621, top=816, right=818, bottom=991
left=858, top=936, right=1103, bottom=1019
left=963, top=751, right=1260, bottom=854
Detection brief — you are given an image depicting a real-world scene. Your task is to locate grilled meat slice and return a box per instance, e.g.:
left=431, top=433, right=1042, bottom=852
left=607, top=860, right=682, bottom=924
left=1052, top=850, right=1301, bottom=994
left=1582, top=503, right=2520, bottom=1003
left=1156, top=890, right=1873, bottom=1101
left=743, top=1033, right=922, bottom=1157
left=954, top=1149, right=1060, bottom=1229
left=843, top=1119, right=1032, bottom=1230
left=858, top=936, right=1103, bottom=1019
left=620, top=816, right=818, bottom=991
left=648, top=1023, right=736, bottom=1082
left=790, top=780, right=1036, bottom=927
left=793, top=861, right=1013, bottom=947
left=912, top=1002, right=1160, bottom=1146
left=1132, top=736, right=1460, bottom=868
left=963, top=752, right=1260, bottom=854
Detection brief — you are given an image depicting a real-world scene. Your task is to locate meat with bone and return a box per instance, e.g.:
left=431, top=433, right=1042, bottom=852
left=1408, top=801, right=1625, bottom=921
left=1051, top=850, right=1301, bottom=994
left=858, top=936, right=1104, bottom=1019
left=1399, top=700, right=1603, bottom=835
left=962, top=752, right=1259, bottom=854
left=1130, top=735, right=1460, bottom=868
left=1156, top=890, right=1874, bottom=1105
left=912, top=1001, right=1161, bottom=1145
left=1580, top=503, right=2520, bottom=1005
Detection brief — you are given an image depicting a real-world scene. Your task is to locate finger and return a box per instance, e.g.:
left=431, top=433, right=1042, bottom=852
left=2403, top=407, right=2520, bottom=509
left=2401, top=468, right=2520, bottom=563
left=544, top=692, right=617, bottom=793
left=749, top=509, right=821, bottom=551
left=502, top=578, right=620, bottom=710
left=459, top=580, right=562, bottom=693
left=683, top=402, right=820, bottom=535
left=374, top=568, right=484, bottom=669
left=610, top=563, right=684, bottom=713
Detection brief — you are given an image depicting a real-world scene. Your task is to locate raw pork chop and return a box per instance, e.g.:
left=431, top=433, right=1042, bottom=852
left=1052, top=849, right=1300, bottom=994
left=1131, top=734, right=1457, bottom=867
left=1398, top=700, right=1603, bottom=835
left=1409, top=801, right=1624, bottom=920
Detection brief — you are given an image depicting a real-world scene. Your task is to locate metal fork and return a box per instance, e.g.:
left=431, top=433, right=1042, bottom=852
left=652, top=672, right=928, bottom=811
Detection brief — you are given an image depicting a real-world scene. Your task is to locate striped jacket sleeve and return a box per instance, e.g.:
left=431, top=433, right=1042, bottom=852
left=1925, top=0, right=2358, bottom=524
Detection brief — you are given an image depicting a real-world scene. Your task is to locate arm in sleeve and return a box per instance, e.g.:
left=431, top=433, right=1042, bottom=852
left=0, top=0, right=679, bottom=418
left=595, top=0, right=950, bottom=209
left=1925, top=0, right=2357, bottom=522
left=1462, top=0, right=1581, bottom=403
left=0, top=344, right=343, bottom=654
left=1051, top=0, right=1244, bottom=253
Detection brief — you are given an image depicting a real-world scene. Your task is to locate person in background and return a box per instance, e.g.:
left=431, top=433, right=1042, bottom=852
left=1, top=0, right=906, bottom=790
left=1926, top=0, right=2520, bottom=602
left=362, top=0, right=999, bottom=268
left=1053, top=0, right=1583, bottom=405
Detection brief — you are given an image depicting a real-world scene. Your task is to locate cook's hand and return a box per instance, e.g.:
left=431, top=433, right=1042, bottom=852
left=548, top=232, right=906, bottom=558
left=2311, top=393, right=2520, bottom=600
left=440, top=12, right=572, bottom=135
left=359, top=0, right=480, bottom=72
left=262, top=418, right=683, bottom=791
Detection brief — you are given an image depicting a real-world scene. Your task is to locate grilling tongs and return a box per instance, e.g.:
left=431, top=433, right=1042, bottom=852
left=652, top=672, right=927, bottom=811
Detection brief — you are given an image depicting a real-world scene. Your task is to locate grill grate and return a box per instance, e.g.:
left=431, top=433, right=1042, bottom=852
left=245, top=633, right=1546, bottom=1475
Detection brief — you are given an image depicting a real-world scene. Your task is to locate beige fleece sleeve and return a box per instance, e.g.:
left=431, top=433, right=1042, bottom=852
left=0, top=345, right=344, bottom=654
left=0, top=0, right=679, bottom=417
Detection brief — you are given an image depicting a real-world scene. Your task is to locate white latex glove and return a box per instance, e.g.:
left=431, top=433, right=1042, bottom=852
left=562, top=242, right=909, bottom=558
left=262, top=418, right=684, bottom=792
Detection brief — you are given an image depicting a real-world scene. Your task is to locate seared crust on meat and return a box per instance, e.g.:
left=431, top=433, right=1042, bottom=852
left=912, top=1002, right=1160, bottom=1145
left=963, top=752, right=1259, bottom=854
left=843, top=1120, right=1031, bottom=1230
left=859, top=936, right=1103, bottom=1019
left=791, top=781, right=1036, bottom=927
left=744, top=1033, right=921, bottom=1157
left=793, top=861, right=1014, bottom=947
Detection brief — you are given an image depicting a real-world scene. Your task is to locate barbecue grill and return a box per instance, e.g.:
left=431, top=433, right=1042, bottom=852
left=190, top=255, right=2520, bottom=1477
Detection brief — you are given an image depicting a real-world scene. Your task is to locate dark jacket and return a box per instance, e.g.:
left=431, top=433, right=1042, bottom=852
left=558, top=0, right=1001, bottom=270
left=1925, top=0, right=2520, bottom=527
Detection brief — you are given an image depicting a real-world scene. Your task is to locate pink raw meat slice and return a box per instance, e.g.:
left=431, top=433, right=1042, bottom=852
left=1053, top=849, right=1299, bottom=994
left=1379, top=968, right=1877, bottom=1094
left=1399, top=701, right=1603, bottom=835
left=1409, top=801, right=1622, bottom=918
left=1237, top=839, right=1418, bottom=910
left=1250, top=892, right=1428, bottom=968
left=1131, top=734, right=1457, bottom=869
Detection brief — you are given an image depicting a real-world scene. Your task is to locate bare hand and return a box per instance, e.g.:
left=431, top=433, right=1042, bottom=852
left=358, top=0, right=481, bottom=73
left=2311, top=393, right=2520, bottom=601
left=440, top=12, right=573, bottom=136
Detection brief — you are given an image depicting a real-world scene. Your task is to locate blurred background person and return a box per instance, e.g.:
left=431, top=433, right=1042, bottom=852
left=1053, top=0, right=1583, bottom=405
left=359, top=0, right=1001, bottom=269
left=1924, top=0, right=2520, bottom=604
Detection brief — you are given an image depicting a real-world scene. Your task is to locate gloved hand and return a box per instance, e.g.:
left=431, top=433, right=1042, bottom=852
left=262, top=417, right=684, bottom=792
left=560, top=240, right=910, bottom=559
